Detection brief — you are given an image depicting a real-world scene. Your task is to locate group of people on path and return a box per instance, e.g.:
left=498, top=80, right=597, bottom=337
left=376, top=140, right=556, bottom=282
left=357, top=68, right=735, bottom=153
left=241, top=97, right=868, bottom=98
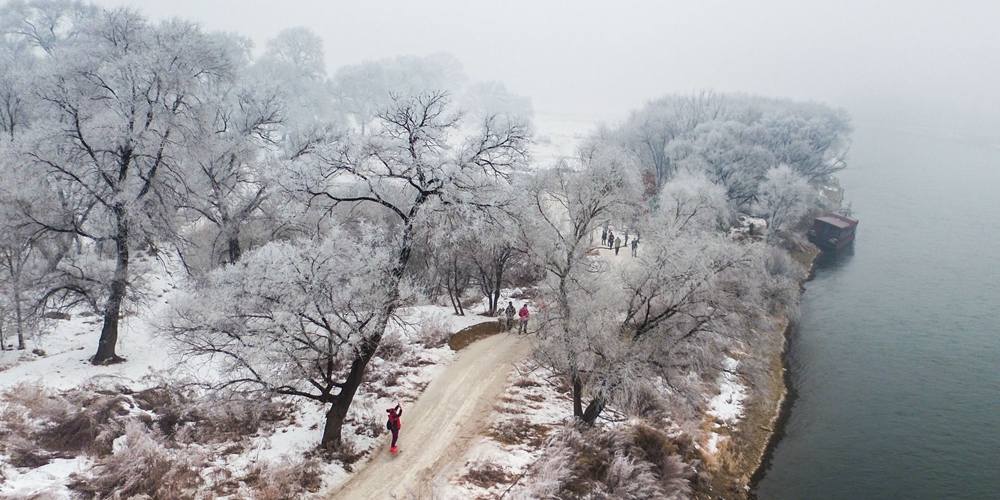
left=504, top=301, right=530, bottom=334
left=601, top=226, right=640, bottom=257
left=384, top=300, right=531, bottom=455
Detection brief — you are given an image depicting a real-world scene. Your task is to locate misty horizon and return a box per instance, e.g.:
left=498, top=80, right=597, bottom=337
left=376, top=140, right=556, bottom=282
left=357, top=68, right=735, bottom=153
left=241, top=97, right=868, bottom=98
left=86, top=0, right=1000, bottom=136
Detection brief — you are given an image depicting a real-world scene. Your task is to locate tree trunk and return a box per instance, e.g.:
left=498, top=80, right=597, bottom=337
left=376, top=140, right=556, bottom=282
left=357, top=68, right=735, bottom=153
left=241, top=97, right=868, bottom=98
left=321, top=335, right=381, bottom=448
left=582, top=394, right=606, bottom=426
left=227, top=234, right=241, bottom=264
left=319, top=210, right=418, bottom=448
left=452, top=264, right=464, bottom=316
left=14, top=288, right=24, bottom=350
left=93, top=209, right=128, bottom=365
left=572, top=374, right=584, bottom=418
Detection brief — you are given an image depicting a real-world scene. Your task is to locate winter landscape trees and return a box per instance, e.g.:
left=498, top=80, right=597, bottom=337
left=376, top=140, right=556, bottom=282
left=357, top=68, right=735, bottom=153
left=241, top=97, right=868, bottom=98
left=0, top=1, right=854, bottom=497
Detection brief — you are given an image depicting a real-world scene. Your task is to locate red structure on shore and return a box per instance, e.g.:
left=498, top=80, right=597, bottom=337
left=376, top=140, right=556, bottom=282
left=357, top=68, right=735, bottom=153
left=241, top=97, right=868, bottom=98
left=808, top=212, right=858, bottom=250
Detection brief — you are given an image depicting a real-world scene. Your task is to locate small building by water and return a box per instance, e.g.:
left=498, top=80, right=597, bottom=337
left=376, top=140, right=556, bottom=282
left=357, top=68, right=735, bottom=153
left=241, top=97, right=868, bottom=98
left=808, top=212, right=858, bottom=250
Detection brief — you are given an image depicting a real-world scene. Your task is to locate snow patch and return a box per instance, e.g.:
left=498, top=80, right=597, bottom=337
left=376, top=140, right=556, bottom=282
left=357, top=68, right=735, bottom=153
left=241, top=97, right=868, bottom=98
left=706, top=357, right=747, bottom=424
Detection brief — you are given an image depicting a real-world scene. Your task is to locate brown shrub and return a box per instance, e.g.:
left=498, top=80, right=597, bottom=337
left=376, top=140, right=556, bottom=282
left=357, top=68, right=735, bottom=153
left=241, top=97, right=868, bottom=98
left=246, top=457, right=324, bottom=500
left=490, top=417, right=546, bottom=446
left=377, top=332, right=409, bottom=362
left=68, top=420, right=206, bottom=499
left=520, top=422, right=694, bottom=500
left=0, top=383, right=134, bottom=458
left=464, top=456, right=511, bottom=488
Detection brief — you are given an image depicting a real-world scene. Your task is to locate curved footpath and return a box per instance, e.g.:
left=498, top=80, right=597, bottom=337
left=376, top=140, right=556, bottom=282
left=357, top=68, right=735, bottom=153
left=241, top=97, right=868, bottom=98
left=330, top=331, right=530, bottom=499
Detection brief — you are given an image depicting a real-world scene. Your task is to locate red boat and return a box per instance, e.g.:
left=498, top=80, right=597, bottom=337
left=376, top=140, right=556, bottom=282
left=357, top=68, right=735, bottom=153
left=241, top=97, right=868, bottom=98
left=808, top=212, right=858, bottom=250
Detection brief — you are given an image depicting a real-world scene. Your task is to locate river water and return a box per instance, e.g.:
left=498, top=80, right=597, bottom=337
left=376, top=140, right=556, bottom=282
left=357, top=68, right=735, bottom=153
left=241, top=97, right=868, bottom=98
left=756, top=124, right=1000, bottom=499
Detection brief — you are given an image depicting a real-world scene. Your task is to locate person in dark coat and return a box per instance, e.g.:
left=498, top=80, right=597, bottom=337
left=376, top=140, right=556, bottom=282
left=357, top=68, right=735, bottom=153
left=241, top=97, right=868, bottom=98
left=601, top=228, right=608, bottom=246
left=607, top=230, right=615, bottom=249
left=631, top=238, right=639, bottom=257
left=387, top=403, right=402, bottom=453
left=504, top=301, right=516, bottom=331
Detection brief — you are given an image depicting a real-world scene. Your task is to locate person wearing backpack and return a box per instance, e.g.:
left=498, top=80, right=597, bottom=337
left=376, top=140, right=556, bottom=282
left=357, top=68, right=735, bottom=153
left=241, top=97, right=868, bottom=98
left=386, top=403, right=402, bottom=453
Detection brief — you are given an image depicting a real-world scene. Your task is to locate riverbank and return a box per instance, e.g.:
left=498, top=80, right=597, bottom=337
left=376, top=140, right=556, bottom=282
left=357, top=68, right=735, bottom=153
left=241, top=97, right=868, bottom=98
left=696, top=246, right=823, bottom=500
left=696, top=180, right=840, bottom=499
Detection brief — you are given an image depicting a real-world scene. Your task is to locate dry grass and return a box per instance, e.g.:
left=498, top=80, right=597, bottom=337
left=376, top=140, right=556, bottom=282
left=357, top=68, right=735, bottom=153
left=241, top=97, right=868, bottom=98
left=694, top=323, right=790, bottom=500
left=463, top=456, right=511, bottom=488
left=245, top=457, right=323, bottom=499
left=490, top=417, right=550, bottom=447
left=67, top=420, right=206, bottom=500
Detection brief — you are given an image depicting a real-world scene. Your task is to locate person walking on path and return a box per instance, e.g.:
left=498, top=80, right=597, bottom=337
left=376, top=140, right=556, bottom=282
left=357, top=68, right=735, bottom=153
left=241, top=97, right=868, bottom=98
left=607, top=230, right=615, bottom=249
left=386, top=403, right=403, bottom=453
left=614, top=236, right=622, bottom=255
left=631, top=238, right=639, bottom=257
left=624, top=229, right=629, bottom=246
left=518, top=304, right=530, bottom=334
left=601, top=227, right=608, bottom=246
left=504, top=301, right=516, bottom=331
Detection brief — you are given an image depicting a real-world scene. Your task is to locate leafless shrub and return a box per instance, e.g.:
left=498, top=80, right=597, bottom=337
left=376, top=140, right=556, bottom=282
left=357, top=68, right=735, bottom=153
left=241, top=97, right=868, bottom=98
left=319, top=437, right=366, bottom=473
left=245, top=457, right=323, bottom=500
left=0, top=383, right=135, bottom=458
left=134, top=386, right=291, bottom=443
left=490, top=417, right=548, bottom=447
left=68, top=420, right=206, bottom=499
left=512, top=422, right=693, bottom=500
left=378, top=331, right=409, bottom=362
left=513, top=374, right=540, bottom=388
left=38, top=392, right=133, bottom=456
left=463, top=456, right=510, bottom=488
left=401, top=352, right=435, bottom=367
left=417, top=312, right=453, bottom=348
left=382, top=367, right=409, bottom=388
left=348, top=400, right=384, bottom=438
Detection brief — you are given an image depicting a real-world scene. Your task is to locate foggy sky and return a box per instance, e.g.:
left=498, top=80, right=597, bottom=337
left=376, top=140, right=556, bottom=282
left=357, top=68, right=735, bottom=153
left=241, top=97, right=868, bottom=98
left=92, top=0, right=1000, bottom=132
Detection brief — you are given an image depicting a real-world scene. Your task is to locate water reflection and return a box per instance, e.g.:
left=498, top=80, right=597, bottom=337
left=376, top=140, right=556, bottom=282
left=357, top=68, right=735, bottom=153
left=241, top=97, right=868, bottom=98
left=813, top=243, right=854, bottom=271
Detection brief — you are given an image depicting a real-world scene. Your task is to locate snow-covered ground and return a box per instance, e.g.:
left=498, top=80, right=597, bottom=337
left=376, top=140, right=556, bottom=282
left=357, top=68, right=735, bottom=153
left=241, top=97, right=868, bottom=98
left=0, top=249, right=518, bottom=498
left=0, top=113, right=754, bottom=499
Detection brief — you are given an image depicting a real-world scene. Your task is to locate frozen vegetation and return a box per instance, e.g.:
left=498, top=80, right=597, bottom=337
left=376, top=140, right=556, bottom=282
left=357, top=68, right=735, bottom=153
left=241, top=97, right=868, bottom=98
left=0, top=1, right=851, bottom=498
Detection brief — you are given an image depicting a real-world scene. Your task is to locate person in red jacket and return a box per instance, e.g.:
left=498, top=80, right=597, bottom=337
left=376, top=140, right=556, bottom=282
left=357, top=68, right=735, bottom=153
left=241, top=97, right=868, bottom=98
left=386, top=403, right=402, bottom=453
left=518, top=304, right=530, bottom=334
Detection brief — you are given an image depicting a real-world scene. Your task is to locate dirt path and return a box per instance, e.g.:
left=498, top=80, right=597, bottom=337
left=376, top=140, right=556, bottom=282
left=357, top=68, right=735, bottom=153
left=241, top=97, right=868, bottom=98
left=330, top=331, right=530, bottom=499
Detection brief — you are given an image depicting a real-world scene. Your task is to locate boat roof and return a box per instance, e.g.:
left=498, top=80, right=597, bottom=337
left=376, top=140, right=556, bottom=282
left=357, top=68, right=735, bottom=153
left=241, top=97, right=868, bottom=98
left=815, top=212, right=858, bottom=229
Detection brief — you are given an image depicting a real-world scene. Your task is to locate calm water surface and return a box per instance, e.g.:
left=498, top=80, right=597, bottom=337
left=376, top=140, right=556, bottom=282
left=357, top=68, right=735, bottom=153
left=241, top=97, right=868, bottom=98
left=756, top=124, right=1000, bottom=499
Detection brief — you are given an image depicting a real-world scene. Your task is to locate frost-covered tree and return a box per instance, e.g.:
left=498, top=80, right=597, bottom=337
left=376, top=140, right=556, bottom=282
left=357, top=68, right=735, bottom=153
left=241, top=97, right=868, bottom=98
left=656, top=171, right=730, bottom=233
left=177, top=52, right=284, bottom=267
left=459, top=80, right=534, bottom=124
left=521, top=145, right=642, bottom=420
left=330, top=54, right=465, bottom=135
left=168, top=231, right=396, bottom=448
left=24, top=8, right=236, bottom=364
left=752, top=164, right=816, bottom=243
left=254, top=27, right=333, bottom=128
left=471, top=227, right=518, bottom=317
left=0, top=42, right=35, bottom=139
left=610, top=92, right=851, bottom=204
left=222, top=91, right=529, bottom=447
left=0, top=0, right=97, bottom=56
